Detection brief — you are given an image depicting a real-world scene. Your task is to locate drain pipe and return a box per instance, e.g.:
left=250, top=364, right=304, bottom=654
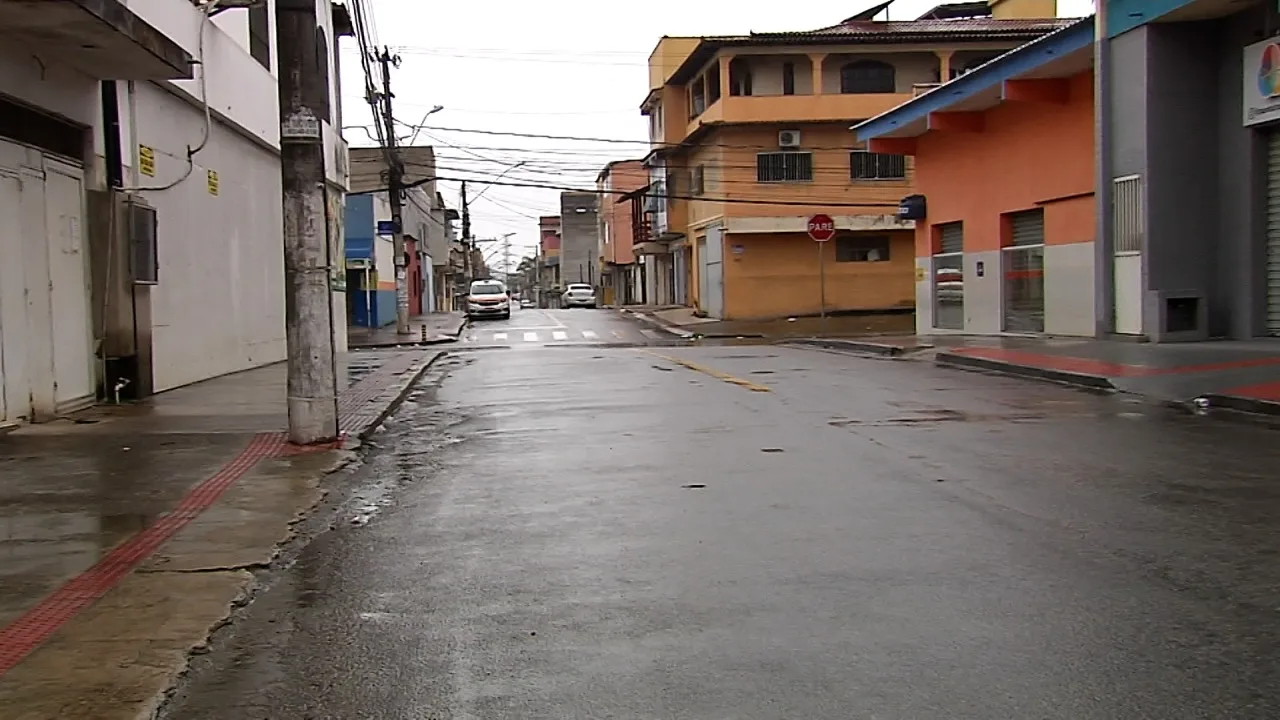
left=112, top=377, right=131, bottom=405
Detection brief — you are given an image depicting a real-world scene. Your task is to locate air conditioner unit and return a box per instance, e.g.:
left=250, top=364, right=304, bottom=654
left=778, top=130, right=802, bottom=148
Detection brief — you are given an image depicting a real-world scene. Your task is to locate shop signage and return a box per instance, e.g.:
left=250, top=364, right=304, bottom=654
left=1243, top=37, right=1280, bottom=127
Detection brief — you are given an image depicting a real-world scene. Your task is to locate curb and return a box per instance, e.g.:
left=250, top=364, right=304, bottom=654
left=630, top=312, right=697, bottom=339
left=1201, top=393, right=1280, bottom=417
left=355, top=350, right=448, bottom=440
left=935, top=351, right=1117, bottom=391
left=784, top=337, right=918, bottom=357
left=348, top=320, right=468, bottom=350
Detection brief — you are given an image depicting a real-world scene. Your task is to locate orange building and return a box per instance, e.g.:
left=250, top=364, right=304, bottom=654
left=596, top=160, right=649, bottom=305
left=856, top=17, right=1095, bottom=337
left=639, top=0, right=1073, bottom=320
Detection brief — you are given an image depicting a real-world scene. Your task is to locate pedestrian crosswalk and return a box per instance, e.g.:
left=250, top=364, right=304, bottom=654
left=464, top=328, right=666, bottom=344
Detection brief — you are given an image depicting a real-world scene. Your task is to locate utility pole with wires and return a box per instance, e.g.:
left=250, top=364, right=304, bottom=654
left=276, top=0, right=337, bottom=444
left=376, top=46, right=411, bottom=335
left=500, top=232, right=514, bottom=283
left=461, top=181, right=473, bottom=283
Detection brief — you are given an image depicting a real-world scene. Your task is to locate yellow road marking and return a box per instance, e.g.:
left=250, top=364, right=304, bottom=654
left=644, top=351, right=772, bottom=393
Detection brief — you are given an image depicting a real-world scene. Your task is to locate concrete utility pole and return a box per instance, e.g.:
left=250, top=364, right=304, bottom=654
left=461, top=181, right=472, bottom=283
left=276, top=0, right=338, bottom=444
left=377, top=47, right=410, bottom=335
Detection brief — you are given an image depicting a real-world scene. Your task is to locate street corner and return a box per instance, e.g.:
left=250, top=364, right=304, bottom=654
left=339, top=349, right=447, bottom=439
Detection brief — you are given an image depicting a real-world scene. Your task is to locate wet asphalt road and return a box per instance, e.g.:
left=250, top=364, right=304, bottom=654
left=165, top=311, right=1280, bottom=719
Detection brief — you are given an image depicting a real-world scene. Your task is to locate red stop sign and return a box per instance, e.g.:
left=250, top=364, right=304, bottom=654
left=807, top=214, right=836, bottom=242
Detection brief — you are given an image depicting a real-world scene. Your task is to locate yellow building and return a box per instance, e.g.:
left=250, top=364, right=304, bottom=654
left=640, top=0, right=1073, bottom=320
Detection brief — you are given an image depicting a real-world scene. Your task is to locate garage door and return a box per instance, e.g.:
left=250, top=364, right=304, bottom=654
left=1266, top=132, right=1280, bottom=336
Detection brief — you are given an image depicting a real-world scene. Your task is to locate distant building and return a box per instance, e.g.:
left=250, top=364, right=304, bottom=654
left=559, top=192, right=599, bottom=287
left=596, top=160, right=649, bottom=305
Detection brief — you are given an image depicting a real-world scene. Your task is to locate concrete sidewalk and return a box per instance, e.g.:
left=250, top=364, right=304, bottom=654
left=791, top=334, right=1280, bottom=415
left=0, top=348, right=444, bottom=718
left=347, top=311, right=467, bottom=348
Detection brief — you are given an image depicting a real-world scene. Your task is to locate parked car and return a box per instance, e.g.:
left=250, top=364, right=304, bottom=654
left=466, top=279, right=511, bottom=320
left=562, top=283, right=597, bottom=309
left=520, top=298, right=536, bottom=309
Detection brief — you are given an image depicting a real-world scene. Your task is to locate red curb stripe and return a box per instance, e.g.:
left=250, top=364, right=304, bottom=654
left=949, top=347, right=1280, bottom=379
left=0, top=432, right=285, bottom=676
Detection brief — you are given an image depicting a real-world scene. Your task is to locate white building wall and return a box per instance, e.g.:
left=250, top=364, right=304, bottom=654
left=1044, top=242, right=1096, bottom=337
left=132, top=82, right=286, bottom=392
left=1, top=0, right=351, bottom=398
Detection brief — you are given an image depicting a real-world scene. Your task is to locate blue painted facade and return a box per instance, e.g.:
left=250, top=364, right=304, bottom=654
left=345, top=194, right=375, bottom=262
left=856, top=17, right=1095, bottom=141
left=344, top=194, right=394, bottom=328
left=1106, top=0, right=1201, bottom=38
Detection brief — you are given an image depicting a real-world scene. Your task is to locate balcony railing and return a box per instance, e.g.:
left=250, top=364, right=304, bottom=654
left=685, top=92, right=916, bottom=139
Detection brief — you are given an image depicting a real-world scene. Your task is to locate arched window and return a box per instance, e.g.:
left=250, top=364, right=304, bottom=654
left=729, top=58, right=753, bottom=97
left=840, top=60, right=895, bottom=94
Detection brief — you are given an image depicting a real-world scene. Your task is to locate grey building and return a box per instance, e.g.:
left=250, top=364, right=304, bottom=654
left=559, top=191, right=600, bottom=287
left=1100, top=0, right=1280, bottom=340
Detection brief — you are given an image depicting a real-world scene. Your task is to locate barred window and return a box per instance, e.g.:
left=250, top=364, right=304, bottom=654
left=757, top=152, right=813, bottom=183
left=850, top=151, right=906, bottom=180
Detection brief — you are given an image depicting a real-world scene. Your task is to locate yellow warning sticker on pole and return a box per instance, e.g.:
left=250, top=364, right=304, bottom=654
left=207, top=170, right=219, bottom=196
left=914, top=266, right=925, bottom=281
left=138, top=145, right=155, bottom=177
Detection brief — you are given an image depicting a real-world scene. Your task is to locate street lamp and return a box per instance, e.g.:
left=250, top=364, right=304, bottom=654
left=405, top=105, right=444, bottom=146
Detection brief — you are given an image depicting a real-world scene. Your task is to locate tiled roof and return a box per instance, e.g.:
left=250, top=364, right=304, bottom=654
left=758, top=17, right=1078, bottom=39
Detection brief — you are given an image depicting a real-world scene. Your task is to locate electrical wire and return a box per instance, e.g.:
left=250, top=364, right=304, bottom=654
left=365, top=173, right=897, bottom=209
left=124, top=0, right=217, bottom=191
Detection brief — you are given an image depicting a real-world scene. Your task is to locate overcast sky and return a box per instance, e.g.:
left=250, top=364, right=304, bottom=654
left=339, top=0, right=1094, bottom=270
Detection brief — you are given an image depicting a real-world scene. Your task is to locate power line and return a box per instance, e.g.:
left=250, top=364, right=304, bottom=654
left=406, top=124, right=887, bottom=153
left=374, top=173, right=897, bottom=210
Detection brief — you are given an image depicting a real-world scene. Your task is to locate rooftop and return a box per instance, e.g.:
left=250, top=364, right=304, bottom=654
left=666, top=15, right=1077, bottom=85
left=853, top=15, right=1094, bottom=141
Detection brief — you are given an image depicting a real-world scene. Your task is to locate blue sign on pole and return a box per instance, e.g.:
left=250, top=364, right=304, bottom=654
left=376, top=220, right=397, bottom=235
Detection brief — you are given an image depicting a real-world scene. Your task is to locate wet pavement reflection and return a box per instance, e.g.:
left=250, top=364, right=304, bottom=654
left=158, top=337, right=1280, bottom=719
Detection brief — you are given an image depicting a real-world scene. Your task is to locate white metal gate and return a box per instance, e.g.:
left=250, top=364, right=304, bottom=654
left=0, top=139, right=93, bottom=423
left=1266, top=133, right=1280, bottom=335
left=1112, top=174, right=1144, bottom=335
left=701, top=224, right=724, bottom=319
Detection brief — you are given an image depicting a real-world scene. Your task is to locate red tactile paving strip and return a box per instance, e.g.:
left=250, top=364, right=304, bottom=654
left=0, top=432, right=286, bottom=676
left=0, top=351, right=436, bottom=677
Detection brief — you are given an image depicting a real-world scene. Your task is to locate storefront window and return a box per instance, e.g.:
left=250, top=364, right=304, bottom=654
left=1003, top=246, right=1045, bottom=333
left=933, top=221, right=964, bottom=330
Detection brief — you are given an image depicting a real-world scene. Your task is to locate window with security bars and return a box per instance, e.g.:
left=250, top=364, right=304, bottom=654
left=836, top=235, right=890, bottom=262
left=850, top=151, right=906, bottom=180
left=757, top=152, right=813, bottom=183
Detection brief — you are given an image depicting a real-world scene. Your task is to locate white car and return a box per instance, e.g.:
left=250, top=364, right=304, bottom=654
left=467, top=279, right=511, bottom=320
left=562, top=283, right=597, bottom=309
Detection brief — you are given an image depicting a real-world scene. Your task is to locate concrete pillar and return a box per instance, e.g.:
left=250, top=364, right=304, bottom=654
left=809, top=53, right=827, bottom=95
